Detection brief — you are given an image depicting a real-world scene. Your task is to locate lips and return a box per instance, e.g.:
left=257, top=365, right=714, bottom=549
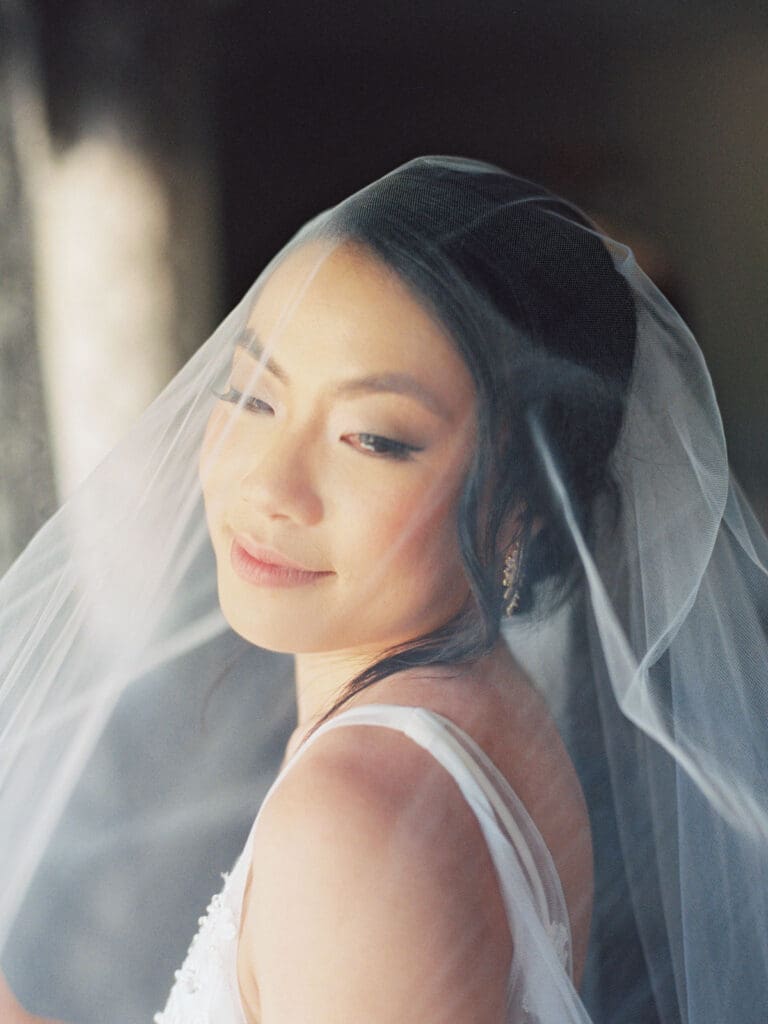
left=229, top=534, right=333, bottom=587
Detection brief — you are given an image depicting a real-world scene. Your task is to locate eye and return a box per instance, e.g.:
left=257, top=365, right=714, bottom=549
left=345, top=433, right=422, bottom=461
left=212, top=386, right=274, bottom=415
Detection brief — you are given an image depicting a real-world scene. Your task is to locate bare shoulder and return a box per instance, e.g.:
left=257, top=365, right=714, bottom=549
left=343, top=656, right=594, bottom=981
left=238, top=723, right=512, bottom=1024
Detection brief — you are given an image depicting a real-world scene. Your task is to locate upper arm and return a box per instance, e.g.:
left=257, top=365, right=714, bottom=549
left=238, top=725, right=512, bottom=1024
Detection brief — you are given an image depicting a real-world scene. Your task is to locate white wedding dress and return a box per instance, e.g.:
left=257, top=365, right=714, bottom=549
left=152, top=703, right=573, bottom=1023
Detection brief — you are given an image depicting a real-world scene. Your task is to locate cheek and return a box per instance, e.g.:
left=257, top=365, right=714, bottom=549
left=340, top=467, right=465, bottom=597
left=199, top=407, right=227, bottom=477
left=199, top=409, right=241, bottom=521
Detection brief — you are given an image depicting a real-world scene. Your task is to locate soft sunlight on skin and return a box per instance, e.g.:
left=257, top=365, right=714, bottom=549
left=200, top=240, right=478, bottom=720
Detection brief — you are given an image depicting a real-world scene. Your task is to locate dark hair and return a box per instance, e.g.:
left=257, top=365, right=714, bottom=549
left=308, top=156, right=637, bottom=731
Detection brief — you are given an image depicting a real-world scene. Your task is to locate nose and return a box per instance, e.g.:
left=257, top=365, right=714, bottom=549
left=238, top=423, right=324, bottom=527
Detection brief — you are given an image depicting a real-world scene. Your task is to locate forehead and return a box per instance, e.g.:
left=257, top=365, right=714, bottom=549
left=247, top=239, right=475, bottom=400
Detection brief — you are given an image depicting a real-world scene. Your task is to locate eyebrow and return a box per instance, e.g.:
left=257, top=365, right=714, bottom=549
left=236, top=328, right=290, bottom=384
left=235, top=327, right=451, bottom=420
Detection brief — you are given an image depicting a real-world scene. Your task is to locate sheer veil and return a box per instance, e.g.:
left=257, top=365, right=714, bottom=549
left=1, top=155, right=767, bottom=1022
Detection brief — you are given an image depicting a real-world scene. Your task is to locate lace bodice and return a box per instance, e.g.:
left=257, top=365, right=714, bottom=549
left=153, top=865, right=248, bottom=1024
left=153, top=704, right=573, bottom=1023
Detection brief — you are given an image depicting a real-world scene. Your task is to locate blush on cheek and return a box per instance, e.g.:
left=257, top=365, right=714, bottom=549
left=199, top=410, right=228, bottom=484
left=411, top=479, right=469, bottom=595
left=383, top=491, right=465, bottom=592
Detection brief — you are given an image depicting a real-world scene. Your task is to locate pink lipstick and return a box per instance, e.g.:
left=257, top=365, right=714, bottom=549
left=230, top=536, right=333, bottom=587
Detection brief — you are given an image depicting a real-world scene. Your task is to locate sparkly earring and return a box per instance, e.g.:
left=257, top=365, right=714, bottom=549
left=502, top=539, right=525, bottom=617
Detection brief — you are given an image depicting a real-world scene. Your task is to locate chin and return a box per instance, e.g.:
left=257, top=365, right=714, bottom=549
left=217, top=588, right=406, bottom=658
left=219, top=600, right=323, bottom=653
left=214, top=564, right=452, bottom=657
left=228, top=625, right=310, bottom=654
left=216, top=584, right=351, bottom=654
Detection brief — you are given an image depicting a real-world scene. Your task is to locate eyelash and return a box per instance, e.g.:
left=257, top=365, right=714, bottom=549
left=212, top=386, right=422, bottom=462
left=352, top=434, right=421, bottom=461
left=213, top=386, right=273, bottom=415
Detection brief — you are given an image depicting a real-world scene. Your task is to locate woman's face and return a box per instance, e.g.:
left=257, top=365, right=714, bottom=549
left=200, top=240, right=476, bottom=656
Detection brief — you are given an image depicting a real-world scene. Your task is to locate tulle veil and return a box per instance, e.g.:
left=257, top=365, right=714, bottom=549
left=1, top=155, right=767, bottom=1022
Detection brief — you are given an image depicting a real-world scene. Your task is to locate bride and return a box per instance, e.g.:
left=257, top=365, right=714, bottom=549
left=2, top=156, right=767, bottom=1022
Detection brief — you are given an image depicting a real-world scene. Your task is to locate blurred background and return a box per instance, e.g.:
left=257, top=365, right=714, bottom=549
left=1, top=0, right=767, bottom=1019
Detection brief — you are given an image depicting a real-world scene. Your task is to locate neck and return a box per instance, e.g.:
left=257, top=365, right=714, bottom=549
left=293, top=643, right=387, bottom=728
left=292, top=634, right=518, bottom=732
